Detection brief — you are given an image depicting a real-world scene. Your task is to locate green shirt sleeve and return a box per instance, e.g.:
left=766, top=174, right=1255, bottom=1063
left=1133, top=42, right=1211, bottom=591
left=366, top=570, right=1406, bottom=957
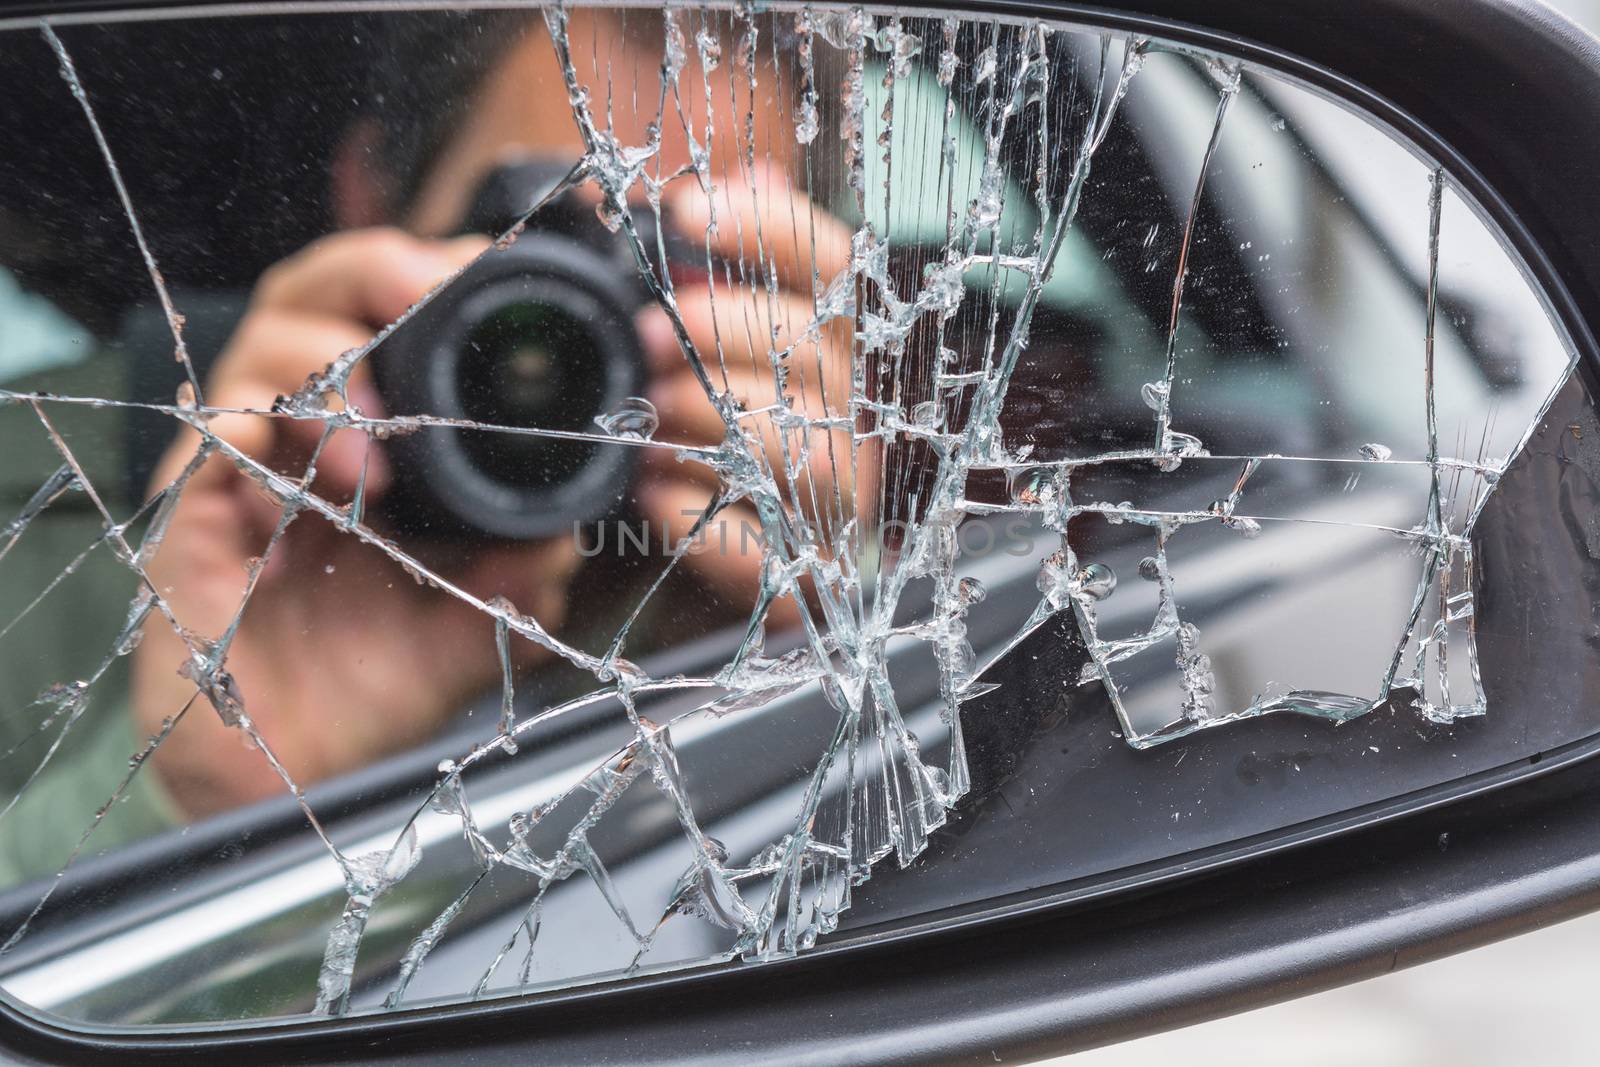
left=0, top=710, right=185, bottom=888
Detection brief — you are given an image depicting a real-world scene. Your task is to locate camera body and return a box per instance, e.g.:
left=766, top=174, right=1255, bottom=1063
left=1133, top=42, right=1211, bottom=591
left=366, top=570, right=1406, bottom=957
left=373, top=159, right=661, bottom=541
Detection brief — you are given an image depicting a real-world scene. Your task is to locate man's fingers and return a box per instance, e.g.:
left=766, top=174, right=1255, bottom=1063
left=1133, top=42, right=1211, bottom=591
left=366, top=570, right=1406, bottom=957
left=253, top=228, right=490, bottom=329
left=648, top=284, right=851, bottom=424
left=634, top=305, right=682, bottom=373
left=322, top=382, right=392, bottom=499
left=663, top=165, right=852, bottom=293
left=154, top=310, right=378, bottom=495
left=468, top=536, right=584, bottom=619
left=646, top=344, right=858, bottom=510
left=460, top=536, right=585, bottom=670
left=637, top=480, right=800, bottom=629
left=212, top=308, right=375, bottom=397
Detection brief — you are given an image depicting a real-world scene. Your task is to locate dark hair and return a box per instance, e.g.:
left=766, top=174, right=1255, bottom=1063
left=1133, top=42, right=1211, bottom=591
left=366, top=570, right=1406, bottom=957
left=0, top=10, right=529, bottom=334
left=353, top=9, right=533, bottom=219
left=0, top=17, right=360, bottom=330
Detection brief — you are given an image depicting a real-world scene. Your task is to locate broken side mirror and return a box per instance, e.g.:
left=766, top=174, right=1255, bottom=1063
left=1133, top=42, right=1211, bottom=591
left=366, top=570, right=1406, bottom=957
left=0, top=0, right=1596, bottom=1062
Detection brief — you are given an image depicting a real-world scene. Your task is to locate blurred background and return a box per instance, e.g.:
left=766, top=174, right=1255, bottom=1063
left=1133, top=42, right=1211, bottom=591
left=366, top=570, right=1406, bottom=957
left=1047, top=2, right=1600, bottom=1062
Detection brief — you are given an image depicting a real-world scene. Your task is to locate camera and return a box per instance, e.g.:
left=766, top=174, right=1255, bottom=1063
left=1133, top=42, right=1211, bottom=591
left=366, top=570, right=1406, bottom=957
left=372, top=158, right=671, bottom=541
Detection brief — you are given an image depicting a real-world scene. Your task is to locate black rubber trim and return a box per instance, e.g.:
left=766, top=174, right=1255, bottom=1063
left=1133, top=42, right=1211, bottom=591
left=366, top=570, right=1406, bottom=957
left=3, top=745, right=1599, bottom=1065
left=0, top=0, right=1596, bottom=1063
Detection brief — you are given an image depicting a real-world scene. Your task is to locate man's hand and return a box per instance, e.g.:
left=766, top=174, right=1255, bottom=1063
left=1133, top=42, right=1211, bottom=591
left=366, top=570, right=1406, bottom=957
left=133, top=229, right=581, bottom=817
left=637, top=165, right=862, bottom=625
left=134, top=165, right=862, bottom=820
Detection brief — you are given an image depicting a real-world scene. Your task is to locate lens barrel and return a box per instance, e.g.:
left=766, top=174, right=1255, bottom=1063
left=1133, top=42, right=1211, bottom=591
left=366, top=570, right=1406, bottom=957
left=373, top=230, right=647, bottom=540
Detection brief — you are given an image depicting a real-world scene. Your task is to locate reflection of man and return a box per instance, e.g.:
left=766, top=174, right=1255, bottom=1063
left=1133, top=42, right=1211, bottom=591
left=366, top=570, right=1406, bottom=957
left=113, top=11, right=854, bottom=820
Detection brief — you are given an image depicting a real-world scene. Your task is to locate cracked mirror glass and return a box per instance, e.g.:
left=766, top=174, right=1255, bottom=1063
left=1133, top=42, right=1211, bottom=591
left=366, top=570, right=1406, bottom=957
left=0, top=2, right=1589, bottom=1028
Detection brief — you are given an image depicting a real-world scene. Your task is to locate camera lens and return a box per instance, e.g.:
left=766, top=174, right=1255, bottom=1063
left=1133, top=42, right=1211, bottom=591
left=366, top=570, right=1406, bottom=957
left=373, top=232, right=646, bottom=541
left=456, top=301, right=607, bottom=491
